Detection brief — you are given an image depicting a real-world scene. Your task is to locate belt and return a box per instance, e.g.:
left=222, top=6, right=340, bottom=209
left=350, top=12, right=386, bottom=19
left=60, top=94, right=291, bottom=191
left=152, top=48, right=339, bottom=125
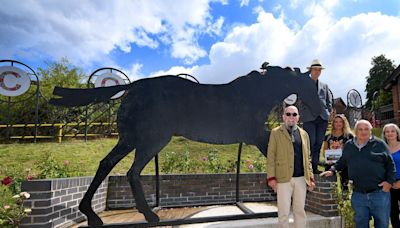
left=355, top=187, right=382, bottom=194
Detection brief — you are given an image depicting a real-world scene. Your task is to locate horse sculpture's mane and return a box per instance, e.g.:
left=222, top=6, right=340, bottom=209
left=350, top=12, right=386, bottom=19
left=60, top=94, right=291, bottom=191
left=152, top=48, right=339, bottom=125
left=49, top=65, right=321, bottom=226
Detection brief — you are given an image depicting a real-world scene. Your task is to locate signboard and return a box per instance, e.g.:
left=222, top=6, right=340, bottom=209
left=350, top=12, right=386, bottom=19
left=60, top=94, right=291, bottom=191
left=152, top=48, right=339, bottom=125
left=94, top=72, right=126, bottom=99
left=0, top=66, right=31, bottom=97
left=325, top=149, right=342, bottom=163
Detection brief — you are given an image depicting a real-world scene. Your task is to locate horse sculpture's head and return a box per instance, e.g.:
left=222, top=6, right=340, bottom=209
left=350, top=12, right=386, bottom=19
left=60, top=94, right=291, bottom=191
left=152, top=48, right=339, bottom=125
left=244, top=66, right=322, bottom=122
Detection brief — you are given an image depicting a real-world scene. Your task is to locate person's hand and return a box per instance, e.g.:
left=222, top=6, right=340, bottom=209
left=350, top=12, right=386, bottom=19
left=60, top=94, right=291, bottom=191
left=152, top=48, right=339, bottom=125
left=319, top=170, right=333, bottom=177
left=379, top=181, right=392, bottom=192
left=308, top=182, right=315, bottom=192
left=268, top=179, right=277, bottom=192
left=392, top=181, right=400, bottom=189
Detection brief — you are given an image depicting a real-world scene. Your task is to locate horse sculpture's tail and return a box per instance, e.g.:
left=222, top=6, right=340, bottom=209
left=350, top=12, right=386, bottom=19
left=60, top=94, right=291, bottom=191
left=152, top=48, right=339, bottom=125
left=49, top=84, right=129, bottom=107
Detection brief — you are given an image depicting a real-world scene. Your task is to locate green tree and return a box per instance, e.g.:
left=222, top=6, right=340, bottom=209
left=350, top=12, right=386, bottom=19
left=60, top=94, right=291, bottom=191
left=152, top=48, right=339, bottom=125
left=37, top=58, right=86, bottom=123
left=0, top=58, right=86, bottom=140
left=365, top=54, right=396, bottom=109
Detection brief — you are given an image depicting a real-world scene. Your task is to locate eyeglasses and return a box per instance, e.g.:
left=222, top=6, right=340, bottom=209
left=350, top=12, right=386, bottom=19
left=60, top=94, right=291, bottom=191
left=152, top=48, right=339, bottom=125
left=285, top=112, right=298, bottom=117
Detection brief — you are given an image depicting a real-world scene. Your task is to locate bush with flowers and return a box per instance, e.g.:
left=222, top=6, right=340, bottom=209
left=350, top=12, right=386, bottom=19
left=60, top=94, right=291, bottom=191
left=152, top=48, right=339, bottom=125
left=161, top=148, right=267, bottom=174
left=244, top=154, right=266, bottom=173
left=202, top=149, right=225, bottom=173
left=0, top=152, right=76, bottom=227
left=35, top=151, right=71, bottom=179
left=0, top=185, right=31, bottom=227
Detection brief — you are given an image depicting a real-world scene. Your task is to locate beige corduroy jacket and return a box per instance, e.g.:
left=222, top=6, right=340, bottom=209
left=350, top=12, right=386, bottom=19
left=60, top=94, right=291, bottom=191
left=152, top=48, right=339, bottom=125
left=266, top=124, right=314, bottom=186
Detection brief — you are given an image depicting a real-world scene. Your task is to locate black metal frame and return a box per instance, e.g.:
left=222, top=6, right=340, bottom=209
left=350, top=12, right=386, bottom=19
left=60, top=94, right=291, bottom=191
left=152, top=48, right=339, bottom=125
left=346, top=89, right=363, bottom=128
left=84, top=67, right=131, bottom=141
left=346, top=89, right=362, bottom=109
left=81, top=212, right=278, bottom=227
left=0, top=59, right=40, bottom=142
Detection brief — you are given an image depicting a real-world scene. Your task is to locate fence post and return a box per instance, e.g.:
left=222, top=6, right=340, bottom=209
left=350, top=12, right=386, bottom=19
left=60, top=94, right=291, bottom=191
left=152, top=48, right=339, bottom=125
left=58, top=124, right=63, bottom=143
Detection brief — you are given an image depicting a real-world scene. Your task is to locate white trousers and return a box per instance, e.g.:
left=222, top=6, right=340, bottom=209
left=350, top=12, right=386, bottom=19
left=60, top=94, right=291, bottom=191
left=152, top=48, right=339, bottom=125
left=277, top=176, right=307, bottom=228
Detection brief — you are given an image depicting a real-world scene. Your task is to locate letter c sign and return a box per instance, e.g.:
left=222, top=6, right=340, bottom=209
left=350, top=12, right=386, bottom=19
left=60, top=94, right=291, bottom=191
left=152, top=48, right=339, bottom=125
left=0, top=66, right=31, bottom=97
left=94, top=73, right=126, bottom=99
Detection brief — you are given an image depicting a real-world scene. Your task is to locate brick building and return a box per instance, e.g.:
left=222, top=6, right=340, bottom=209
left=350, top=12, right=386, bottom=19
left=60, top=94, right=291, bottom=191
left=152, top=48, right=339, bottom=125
left=382, top=65, right=400, bottom=124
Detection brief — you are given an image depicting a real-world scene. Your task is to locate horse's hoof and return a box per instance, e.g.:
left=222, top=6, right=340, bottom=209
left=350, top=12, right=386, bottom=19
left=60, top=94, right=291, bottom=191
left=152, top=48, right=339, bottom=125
left=87, top=215, right=104, bottom=227
left=79, top=202, right=103, bottom=227
left=145, top=211, right=160, bottom=223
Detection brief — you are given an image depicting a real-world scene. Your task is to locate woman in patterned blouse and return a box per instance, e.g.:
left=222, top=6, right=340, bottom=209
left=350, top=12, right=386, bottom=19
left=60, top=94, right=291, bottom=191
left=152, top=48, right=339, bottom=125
left=323, top=114, right=353, bottom=189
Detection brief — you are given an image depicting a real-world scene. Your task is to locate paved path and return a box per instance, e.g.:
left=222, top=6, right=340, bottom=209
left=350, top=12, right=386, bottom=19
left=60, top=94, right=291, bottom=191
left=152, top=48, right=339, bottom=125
left=71, top=202, right=342, bottom=228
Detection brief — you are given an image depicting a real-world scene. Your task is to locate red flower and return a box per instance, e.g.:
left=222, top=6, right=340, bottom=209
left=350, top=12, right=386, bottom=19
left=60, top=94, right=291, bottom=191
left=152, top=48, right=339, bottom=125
left=27, top=175, right=34, bottom=180
left=1, top=176, right=13, bottom=186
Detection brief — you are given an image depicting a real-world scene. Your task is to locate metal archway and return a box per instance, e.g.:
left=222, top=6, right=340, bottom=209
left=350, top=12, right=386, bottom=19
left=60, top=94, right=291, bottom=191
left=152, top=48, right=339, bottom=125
left=346, top=89, right=363, bottom=128
left=0, top=60, right=41, bottom=142
left=83, top=68, right=132, bottom=141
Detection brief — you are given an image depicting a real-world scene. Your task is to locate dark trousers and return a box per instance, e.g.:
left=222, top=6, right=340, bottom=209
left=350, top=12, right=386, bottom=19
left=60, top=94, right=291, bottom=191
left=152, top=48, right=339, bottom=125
left=303, top=116, right=328, bottom=172
left=390, top=188, right=400, bottom=228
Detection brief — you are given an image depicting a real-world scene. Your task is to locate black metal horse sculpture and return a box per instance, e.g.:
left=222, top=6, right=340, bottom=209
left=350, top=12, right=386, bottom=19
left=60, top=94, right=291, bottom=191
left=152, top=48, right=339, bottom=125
left=50, top=66, right=322, bottom=226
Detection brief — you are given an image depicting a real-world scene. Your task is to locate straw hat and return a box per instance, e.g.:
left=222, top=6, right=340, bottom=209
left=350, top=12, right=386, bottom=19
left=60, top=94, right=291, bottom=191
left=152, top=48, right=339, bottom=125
left=260, top=61, right=269, bottom=70
left=307, top=59, right=325, bottom=70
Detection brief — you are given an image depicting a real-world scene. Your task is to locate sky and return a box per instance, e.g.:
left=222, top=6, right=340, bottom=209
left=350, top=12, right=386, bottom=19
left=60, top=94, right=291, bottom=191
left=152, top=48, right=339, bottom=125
left=1, top=0, right=400, bottom=103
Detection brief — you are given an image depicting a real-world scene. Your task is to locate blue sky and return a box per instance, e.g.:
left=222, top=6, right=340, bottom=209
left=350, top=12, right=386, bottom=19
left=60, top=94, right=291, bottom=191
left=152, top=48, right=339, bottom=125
left=1, top=0, right=400, bottom=101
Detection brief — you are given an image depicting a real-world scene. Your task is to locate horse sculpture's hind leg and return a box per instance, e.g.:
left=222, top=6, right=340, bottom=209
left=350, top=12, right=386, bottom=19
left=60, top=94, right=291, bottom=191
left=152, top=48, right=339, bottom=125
left=79, top=141, right=133, bottom=226
left=127, top=136, right=171, bottom=223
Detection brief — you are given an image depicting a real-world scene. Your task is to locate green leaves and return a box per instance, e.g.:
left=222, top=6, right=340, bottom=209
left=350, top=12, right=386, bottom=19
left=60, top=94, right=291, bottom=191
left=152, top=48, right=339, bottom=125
left=332, top=176, right=355, bottom=228
left=35, top=151, right=69, bottom=179
left=365, top=54, right=396, bottom=109
left=0, top=186, right=31, bottom=227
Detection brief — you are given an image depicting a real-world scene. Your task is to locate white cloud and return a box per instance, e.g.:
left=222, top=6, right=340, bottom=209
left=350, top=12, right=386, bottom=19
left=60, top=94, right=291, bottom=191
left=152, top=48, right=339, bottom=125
left=240, top=0, right=250, bottom=7
left=155, top=9, right=400, bottom=103
left=289, top=0, right=303, bottom=9
left=122, top=62, right=144, bottom=82
left=0, top=0, right=223, bottom=66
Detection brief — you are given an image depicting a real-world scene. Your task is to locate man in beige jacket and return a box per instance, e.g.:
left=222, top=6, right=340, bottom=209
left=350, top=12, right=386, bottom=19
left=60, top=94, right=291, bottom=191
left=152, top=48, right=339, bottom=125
left=267, top=105, right=315, bottom=228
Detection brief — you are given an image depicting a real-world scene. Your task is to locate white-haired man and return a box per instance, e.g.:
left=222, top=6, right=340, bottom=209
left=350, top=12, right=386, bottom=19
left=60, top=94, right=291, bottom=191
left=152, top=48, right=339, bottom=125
left=321, top=119, right=396, bottom=228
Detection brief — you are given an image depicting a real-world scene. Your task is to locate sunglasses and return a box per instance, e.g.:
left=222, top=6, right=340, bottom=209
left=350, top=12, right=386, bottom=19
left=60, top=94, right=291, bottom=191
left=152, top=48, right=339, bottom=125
left=285, top=112, right=298, bottom=117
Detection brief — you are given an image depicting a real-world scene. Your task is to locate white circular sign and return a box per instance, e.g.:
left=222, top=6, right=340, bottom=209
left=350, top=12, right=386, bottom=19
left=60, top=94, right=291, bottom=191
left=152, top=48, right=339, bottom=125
left=348, top=90, right=362, bottom=108
left=94, top=73, right=126, bottom=99
left=0, top=66, right=31, bottom=97
left=284, top=94, right=297, bottom=105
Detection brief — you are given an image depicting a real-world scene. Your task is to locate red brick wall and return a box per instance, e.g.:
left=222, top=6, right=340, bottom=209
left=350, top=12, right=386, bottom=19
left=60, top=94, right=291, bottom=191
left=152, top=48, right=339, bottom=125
left=392, top=84, right=399, bottom=124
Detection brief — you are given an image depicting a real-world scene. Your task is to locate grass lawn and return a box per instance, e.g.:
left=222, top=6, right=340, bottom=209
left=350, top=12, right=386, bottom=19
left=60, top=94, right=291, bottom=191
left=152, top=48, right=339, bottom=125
left=0, top=137, right=263, bottom=179
left=0, top=127, right=384, bottom=179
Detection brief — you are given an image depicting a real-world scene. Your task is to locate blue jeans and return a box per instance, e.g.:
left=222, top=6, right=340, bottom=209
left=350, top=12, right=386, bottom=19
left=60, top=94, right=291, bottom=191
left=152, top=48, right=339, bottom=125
left=303, top=116, right=328, bottom=172
left=351, top=189, right=390, bottom=228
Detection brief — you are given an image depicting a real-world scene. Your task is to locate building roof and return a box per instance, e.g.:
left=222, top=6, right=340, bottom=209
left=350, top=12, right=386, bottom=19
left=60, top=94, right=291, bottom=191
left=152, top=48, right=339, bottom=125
left=333, top=97, right=346, bottom=107
left=382, top=65, right=400, bottom=90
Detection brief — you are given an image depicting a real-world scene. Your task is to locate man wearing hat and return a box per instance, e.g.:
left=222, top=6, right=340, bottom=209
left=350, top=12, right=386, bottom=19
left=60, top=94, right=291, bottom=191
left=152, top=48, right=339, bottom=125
left=260, top=61, right=269, bottom=75
left=303, top=59, right=333, bottom=174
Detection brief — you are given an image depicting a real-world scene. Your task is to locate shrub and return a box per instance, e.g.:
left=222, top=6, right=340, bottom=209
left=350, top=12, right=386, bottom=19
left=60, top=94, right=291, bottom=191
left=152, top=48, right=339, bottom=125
left=245, top=154, right=266, bottom=172
left=0, top=166, right=32, bottom=195
left=333, top=176, right=355, bottom=228
left=161, top=150, right=199, bottom=174
left=203, top=149, right=225, bottom=173
left=0, top=186, right=31, bottom=227
left=35, top=152, right=69, bottom=179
